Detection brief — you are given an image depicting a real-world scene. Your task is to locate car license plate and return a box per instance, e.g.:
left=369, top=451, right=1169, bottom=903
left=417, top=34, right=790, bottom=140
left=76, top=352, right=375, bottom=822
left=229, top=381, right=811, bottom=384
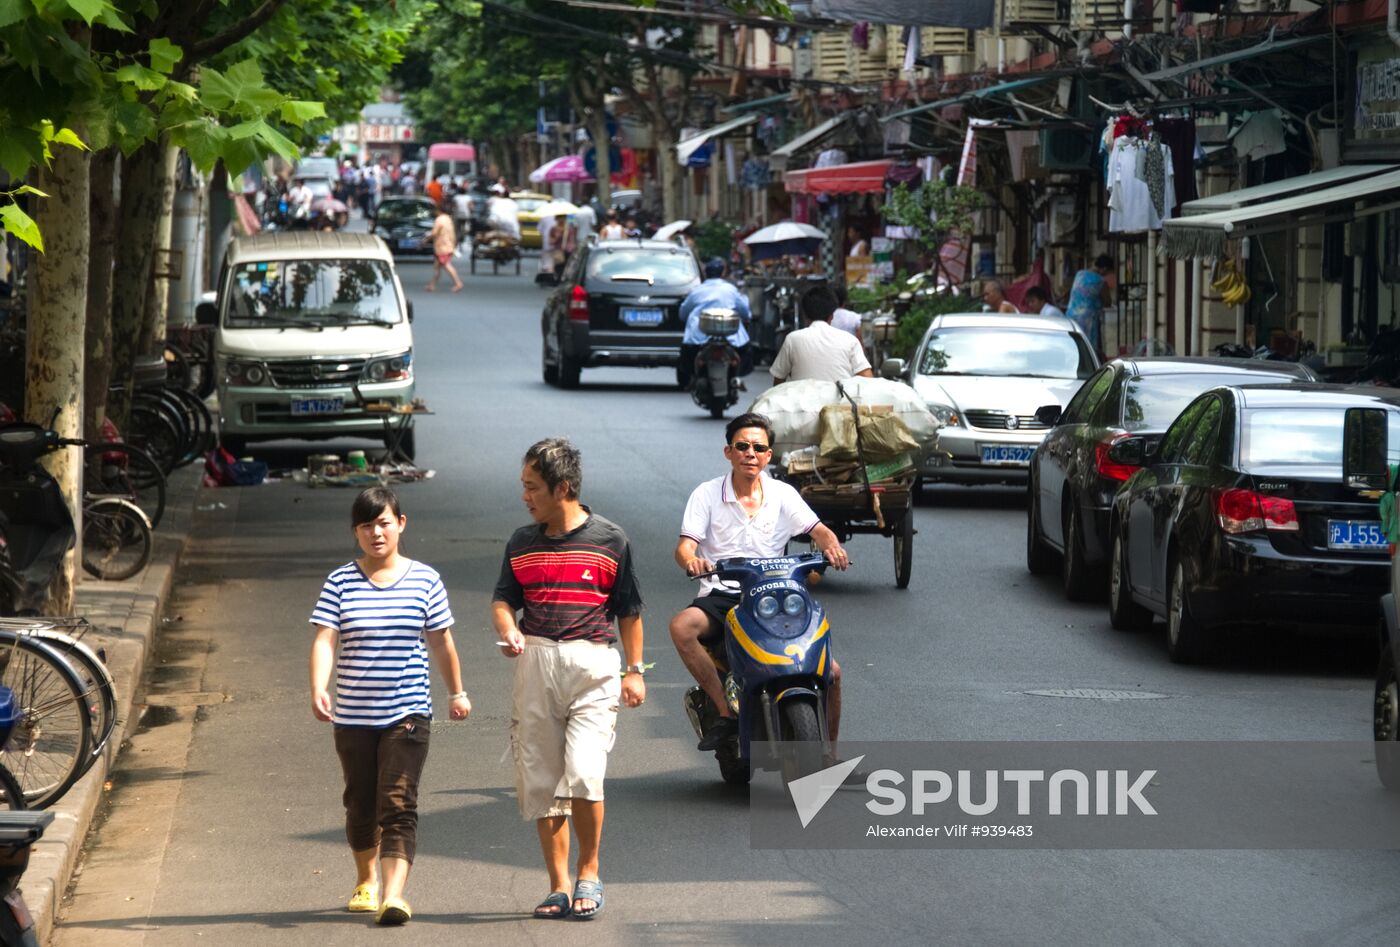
left=291, top=397, right=344, bottom=417
left=1326, top=520, right=1387, bottom=550
left=398, top=239, right=419, bottom=249
left=621, top=307, right=664, bottom=327
left=980, top=444, right=1033, bottom=466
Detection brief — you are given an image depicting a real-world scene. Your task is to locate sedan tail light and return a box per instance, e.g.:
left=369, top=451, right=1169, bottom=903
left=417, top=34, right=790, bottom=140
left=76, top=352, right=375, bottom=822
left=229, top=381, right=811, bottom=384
left=568, top=285, right=589, bottom=322
left=1094, top=435, right=1139, bottom=482
left=1215, top=488, right=1299, bottom=534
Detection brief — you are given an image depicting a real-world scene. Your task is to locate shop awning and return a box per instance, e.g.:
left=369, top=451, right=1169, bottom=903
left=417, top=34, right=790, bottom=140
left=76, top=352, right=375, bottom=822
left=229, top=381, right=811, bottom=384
left=1141, top=31, right=1328, bottom=83
left=812, top=0, right=994, bottom=30
left=882, top=75, right=1060, bottom=122
left=785, top=159, right=894, bottom=195
left=675, top=114, right=758, bottom=164
left=771, top=114, right=851, bottom=159
left=1162, top=167, right=1400, bottom=259
left=1181, top=165, right=1397, bottom=216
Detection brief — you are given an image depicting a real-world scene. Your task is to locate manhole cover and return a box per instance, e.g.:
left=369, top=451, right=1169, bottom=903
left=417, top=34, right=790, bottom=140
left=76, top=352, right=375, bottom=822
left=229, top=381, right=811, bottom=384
left=1023, top=688, right=1170, bottom=701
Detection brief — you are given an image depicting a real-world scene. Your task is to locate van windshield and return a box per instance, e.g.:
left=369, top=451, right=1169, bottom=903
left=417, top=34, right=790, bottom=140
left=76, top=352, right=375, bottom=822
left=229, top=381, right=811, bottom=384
left=226, top=259, right=401, bottom=327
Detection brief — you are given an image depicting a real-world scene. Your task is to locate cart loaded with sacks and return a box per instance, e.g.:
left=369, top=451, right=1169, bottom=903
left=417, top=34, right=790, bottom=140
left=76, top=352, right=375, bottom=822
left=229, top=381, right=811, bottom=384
left=752, top=378, right=944, bottom=588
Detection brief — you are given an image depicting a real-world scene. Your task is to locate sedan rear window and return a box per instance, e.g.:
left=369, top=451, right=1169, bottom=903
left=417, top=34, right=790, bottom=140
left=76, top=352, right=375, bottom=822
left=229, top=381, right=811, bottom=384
left=586, top=249, right=698, bottom=288
left=1123, top=373, right=1297, bottom=430
left=916, top=327, right=1095, bottom=379
left=1241, top=407, right=1400, bottom=467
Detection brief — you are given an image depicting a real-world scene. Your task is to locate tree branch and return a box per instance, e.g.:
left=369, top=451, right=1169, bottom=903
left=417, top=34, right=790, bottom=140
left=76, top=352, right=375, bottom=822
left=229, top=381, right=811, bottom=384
left=185, top=0, right=292, bottom=63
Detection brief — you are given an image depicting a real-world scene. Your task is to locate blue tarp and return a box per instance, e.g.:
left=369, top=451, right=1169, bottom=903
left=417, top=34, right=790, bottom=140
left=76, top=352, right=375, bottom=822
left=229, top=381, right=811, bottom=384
left=811, top=0, right=995, bottom=30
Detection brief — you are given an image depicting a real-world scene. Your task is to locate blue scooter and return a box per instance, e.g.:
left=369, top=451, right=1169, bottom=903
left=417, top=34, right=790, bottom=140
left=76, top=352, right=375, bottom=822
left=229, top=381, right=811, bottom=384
left=684, top=553, right=836, bottom=785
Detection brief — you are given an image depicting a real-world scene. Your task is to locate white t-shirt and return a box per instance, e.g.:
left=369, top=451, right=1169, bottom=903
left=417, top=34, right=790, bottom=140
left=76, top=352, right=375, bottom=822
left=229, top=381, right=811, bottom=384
left=831, top=307, right=862, bottom=337
left=1039, top=302, right=1067, bottom=320
left=681, top=472, right=821, bottom=594
left=574, top=204, right=597, bottom=242
left=599, top=223, right=626, bottom=240
left=770, top=319, right=872, bottom=382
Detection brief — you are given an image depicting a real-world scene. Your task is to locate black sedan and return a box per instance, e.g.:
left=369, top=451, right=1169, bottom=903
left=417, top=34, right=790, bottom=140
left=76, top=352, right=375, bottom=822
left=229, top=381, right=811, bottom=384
left=541, top=239, right=700, bottom=388
left=1106, top=384, right=1400, bottom=663
left=369, top=197, right=437, bottom=256
left=1028, top=357, right=1316, bottom=600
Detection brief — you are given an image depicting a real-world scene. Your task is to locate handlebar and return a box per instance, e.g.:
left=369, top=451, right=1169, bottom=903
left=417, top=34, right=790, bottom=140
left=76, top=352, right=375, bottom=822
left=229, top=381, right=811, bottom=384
left=687, top=551, right=848, bottom=580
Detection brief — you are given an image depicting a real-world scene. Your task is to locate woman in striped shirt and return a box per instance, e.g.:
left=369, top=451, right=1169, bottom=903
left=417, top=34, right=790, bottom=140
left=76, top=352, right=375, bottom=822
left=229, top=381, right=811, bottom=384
left=310, top=487, right=470, bottom=927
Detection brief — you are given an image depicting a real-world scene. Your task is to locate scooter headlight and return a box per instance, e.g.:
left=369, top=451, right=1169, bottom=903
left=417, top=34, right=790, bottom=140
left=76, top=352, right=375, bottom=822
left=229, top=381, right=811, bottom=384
left=755, top=594, right=780, bottom=619
left=782, top=592, right=805, bottom=617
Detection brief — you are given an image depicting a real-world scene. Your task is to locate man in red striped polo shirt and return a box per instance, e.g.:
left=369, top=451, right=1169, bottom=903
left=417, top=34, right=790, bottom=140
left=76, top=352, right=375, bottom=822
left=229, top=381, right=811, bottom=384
left=492, top=438, right=645, bottom=921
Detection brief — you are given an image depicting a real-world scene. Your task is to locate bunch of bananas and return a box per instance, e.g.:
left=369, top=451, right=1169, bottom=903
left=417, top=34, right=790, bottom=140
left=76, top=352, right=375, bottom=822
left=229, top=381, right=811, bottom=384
left=1210, top=260, right=1252, bottom=307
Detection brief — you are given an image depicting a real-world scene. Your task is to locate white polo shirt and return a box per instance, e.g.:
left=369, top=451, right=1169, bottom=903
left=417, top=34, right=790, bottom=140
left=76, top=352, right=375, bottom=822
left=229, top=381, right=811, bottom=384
left=770, top=319, right=872, bottom=383
left=681, top=472, right=821, bottom=594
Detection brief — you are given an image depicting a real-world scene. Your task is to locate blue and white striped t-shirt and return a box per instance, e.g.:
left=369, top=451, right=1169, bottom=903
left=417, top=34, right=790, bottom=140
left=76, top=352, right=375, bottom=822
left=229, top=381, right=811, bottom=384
left=310, top=560, right=454, bottom=727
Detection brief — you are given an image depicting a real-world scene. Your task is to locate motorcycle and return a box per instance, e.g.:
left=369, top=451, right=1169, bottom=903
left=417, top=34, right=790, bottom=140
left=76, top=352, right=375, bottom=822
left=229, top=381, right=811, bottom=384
left=690, top=307, right=743, bottom=420
left=683, top=553, right=837, bottom=785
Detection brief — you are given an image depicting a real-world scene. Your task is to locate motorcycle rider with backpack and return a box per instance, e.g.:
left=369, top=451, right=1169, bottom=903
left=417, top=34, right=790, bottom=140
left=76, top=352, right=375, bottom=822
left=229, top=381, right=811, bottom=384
left=678, top=258, right=752, bottom=389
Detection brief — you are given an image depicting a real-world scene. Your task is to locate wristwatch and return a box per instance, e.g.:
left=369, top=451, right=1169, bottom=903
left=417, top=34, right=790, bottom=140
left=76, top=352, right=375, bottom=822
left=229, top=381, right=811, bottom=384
left=624, top=663, right=647, bottom=677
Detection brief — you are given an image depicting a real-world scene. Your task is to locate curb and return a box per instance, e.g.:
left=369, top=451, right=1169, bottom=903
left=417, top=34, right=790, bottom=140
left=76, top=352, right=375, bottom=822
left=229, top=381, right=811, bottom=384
left=24, top=467, right=202, bottom=946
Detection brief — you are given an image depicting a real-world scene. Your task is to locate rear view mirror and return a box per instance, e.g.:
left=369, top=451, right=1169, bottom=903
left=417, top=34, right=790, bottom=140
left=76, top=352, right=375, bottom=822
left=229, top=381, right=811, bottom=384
left=1343, top=406, right=1389, bottom=490
left=880, top=358, right=906, bottom=380
left=1034, top=404, right=1062, bottom=427
left=194, top=302, right=218, bottom=326
left=406, top=299, right=415, bottom=323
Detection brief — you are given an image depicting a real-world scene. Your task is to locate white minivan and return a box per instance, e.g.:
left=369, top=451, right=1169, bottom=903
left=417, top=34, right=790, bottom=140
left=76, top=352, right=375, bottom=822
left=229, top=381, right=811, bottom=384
left=196, top=231, right=417, bottom=457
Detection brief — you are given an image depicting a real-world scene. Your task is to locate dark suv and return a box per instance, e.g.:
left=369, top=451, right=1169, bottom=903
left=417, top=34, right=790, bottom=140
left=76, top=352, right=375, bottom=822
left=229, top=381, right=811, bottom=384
left=541, top=239, right=701, bottom=388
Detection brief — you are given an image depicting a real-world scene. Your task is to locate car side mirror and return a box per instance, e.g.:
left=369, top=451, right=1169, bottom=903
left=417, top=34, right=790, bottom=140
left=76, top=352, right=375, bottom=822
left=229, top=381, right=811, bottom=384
left=195, top=301, right=218, bottom=326
left=406, top=300, right=415, bottom=323
left=1107, top=437, right=1146, bottom=467
left=1034, top=404, right=1062, bottom=427
left=880, top=358, right=906, bottom=380
left=1343, top=406, right=1389, bottom=490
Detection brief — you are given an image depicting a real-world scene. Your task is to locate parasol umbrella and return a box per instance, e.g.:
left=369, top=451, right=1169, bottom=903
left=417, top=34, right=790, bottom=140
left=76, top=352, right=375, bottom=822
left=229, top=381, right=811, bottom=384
left=528, top=154, right=594, bottom=184
left=743, top=220, right=827, bottom=262
left=652, top=219, right=693, bottom=241
left=534, top=200, right=580, bottom=218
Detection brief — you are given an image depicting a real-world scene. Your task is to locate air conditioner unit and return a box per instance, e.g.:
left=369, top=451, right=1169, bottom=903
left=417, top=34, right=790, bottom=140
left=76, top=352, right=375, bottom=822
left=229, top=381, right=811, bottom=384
left=1070, top=0, right=1125, bottom=30
left=1004, top=0, right=1065, bottom=25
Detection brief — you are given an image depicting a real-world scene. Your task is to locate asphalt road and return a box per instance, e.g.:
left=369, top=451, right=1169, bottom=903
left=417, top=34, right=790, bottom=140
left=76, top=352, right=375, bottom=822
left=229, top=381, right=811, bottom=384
left=55, top=253, right=1399, bottom=946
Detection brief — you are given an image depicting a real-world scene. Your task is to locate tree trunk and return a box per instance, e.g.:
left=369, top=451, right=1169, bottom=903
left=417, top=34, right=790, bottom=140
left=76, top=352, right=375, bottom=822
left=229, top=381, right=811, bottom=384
left=27, top=136, right=92, bottom=615
left=587, top=110, right=611, bottom=207
left=108, top=141, right=164, bottom=431
left=656, top=128, right=682, bottom=223
left=85, top=149, right=119, bottom=439
left=138, top=141, right=180, bottom=358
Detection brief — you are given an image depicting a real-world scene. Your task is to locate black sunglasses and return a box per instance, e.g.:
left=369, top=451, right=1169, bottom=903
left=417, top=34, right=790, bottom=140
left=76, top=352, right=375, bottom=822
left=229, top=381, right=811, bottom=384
left=731, top=441, right=770, bottom=454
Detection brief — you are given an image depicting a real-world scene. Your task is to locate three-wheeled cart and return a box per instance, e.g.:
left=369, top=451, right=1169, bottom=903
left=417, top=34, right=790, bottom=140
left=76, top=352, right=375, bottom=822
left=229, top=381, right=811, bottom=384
left=470, top=231, right=522, bottom=274
left=793, top=470, right=917, bottom=589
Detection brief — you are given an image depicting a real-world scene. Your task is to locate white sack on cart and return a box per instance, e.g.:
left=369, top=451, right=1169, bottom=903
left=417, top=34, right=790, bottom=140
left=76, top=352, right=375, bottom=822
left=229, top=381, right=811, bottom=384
left=749, top=378, right=942, bottom=460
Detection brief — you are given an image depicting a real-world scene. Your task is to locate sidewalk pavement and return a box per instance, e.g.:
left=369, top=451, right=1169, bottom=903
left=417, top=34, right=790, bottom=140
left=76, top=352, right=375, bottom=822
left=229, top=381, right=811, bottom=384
left=24, top=467, right=202, bottom=946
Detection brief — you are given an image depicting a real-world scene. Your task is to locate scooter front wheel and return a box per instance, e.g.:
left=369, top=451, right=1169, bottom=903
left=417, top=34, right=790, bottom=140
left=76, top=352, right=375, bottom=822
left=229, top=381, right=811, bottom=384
left=777, top=699, right=824, bottom=785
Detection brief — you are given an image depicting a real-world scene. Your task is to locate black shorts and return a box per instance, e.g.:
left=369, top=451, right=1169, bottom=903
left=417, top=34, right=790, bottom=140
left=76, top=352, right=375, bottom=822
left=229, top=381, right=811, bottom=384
left=689, top=592, right=742, bottom=645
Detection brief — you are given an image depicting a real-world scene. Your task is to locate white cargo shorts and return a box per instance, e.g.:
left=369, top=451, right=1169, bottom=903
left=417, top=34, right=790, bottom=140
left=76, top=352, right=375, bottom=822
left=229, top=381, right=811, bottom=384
left=510, top=635, right=621, bottom=821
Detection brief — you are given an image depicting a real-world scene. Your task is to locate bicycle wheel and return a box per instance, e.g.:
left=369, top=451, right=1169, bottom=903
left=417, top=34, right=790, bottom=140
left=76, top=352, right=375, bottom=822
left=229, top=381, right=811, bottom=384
left=0, top=762, right=25, bottom=810
left=127, top=402, right=181, bottom=473
left=136, top=391, right=196, bottom=468
left=81, top=498, right=152, bottom=582
left=27, top=630, right=117, bottom=765
left=164, top=386, right=215, bottom=461
left=84, top=441, right=167, bottom=530
left=0, top=635, right=92, bottom=808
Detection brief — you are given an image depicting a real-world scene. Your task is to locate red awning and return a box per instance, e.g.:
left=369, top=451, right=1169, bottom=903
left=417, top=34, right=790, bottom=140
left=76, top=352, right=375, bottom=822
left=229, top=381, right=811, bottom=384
left=785, top=159, right=894, bottom=195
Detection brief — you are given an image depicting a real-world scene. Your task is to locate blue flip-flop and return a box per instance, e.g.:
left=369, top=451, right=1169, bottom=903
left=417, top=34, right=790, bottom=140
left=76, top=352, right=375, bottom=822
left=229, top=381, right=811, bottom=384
left=571, top=879, right=604, bottom=920
left=532, top=891, right=571, bottom=920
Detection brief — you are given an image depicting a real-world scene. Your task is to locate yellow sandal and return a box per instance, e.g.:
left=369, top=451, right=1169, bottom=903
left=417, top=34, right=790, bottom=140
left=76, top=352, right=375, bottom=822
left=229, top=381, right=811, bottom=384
left=347, top=883, right=379, bottom=913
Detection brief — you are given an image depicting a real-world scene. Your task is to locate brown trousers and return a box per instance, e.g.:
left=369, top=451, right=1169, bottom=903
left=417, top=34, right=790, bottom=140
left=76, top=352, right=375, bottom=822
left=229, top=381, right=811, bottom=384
left=333, top=715, right=430, bottom=863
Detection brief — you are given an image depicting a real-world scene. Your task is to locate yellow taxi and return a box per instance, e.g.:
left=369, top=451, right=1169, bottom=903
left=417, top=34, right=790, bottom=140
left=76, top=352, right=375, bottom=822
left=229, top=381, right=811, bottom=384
left=511, top=191, right=554, bottom=249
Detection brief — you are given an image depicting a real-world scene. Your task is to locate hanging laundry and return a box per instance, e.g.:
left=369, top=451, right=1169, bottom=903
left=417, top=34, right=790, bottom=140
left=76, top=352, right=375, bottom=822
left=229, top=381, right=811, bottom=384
left=814, top=148, right=847, bottom=168
left=851, top=22, right=869, bottom=50
left=1143, top=132, right=1167, bottom=218
left=1228, top=109, right=1286, bottom=161
left=740, top=156, right=770, bottom=190
left=1107, top=135, right=1175, bottom=233
left=1154, top=116, right=1198, bottom=211
left=884, top=160, right=923, bottom=188
left=902, top=25, right=920, bottom=72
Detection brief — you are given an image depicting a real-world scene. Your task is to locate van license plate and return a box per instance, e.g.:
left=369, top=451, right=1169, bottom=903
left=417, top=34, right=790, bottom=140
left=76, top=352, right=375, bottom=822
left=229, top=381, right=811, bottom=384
left=621, top=307, right=663, bottom=327
left=1326, top=520, right=1387, bottom=550
left=291, top=397, right=344, bottom=417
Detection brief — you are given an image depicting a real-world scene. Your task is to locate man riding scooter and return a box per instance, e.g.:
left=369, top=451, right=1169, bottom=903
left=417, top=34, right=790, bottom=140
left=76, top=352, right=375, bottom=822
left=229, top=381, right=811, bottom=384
left=670, top=412, right=850, bottom=752
left=678, top=258, right=752, bottom=390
